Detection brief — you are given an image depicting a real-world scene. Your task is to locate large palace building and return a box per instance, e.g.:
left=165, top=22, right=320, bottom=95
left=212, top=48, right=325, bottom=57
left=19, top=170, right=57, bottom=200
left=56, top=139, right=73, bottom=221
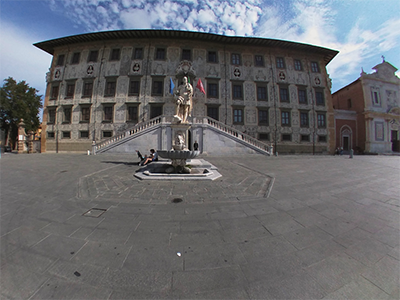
left=34, top=30, right=338, bottom=154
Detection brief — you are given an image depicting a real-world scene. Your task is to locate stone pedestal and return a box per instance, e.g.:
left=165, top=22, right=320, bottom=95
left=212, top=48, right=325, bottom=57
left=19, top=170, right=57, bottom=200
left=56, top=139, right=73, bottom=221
left=171, top=123, right=191, bottom=150
left=17, top=119, right=26, bottom=154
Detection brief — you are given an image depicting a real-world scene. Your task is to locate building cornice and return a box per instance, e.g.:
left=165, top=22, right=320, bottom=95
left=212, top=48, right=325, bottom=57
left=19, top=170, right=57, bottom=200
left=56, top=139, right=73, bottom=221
left=34, top=29, right=339, bottom=65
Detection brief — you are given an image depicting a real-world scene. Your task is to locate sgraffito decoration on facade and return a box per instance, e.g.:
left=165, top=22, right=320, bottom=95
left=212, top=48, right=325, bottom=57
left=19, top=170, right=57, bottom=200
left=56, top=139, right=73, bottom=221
left=278, top=71, right=286, bottom=81
left=234, top=68, right=241, bottom=78
left=132, top=63, right=140, bottom=72
left=87, top=65, right=94, bottom=75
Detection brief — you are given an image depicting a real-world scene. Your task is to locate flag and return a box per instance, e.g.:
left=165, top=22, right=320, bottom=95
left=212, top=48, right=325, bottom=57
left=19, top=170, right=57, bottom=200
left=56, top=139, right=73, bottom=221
left=196, top=78, right=206, bottom=95
left=169, top=77, right=175, bottom=94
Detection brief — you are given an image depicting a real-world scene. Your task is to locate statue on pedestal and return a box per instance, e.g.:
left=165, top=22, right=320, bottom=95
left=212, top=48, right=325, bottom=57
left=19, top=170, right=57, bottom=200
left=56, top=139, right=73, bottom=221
left=173, top=76, right=193, bottom=123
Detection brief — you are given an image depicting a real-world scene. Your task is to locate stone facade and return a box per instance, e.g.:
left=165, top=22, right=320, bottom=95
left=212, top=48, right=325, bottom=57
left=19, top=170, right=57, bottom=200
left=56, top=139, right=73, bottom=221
left=332, top=60, right=400, bottom=154
left=35, top=30, right=338, bottom=154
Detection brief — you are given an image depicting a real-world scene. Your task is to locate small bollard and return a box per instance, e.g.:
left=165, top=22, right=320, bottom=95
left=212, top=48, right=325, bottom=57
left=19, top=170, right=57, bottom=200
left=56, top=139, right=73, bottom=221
left=349, top=149, right=354, bottom=159
left=87, top=150, right=90, bottom=155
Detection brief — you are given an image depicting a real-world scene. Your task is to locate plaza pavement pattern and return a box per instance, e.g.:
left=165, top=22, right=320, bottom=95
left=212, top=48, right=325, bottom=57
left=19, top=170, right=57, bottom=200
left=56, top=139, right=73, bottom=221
left=0, top=153, right=399, bottom=299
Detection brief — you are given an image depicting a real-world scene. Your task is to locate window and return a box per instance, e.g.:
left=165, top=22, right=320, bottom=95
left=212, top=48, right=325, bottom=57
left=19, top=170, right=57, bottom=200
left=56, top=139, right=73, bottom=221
left=151, top=78, right=164, bottom=96
left=232, top=83, right=243, bottom=100
left=103, top=131, right=112, bottom=138
left=282, top=134, right=291, bottom=141
left=129, top=78, right=140, bottom=96
left=182, top=49, right=191, bottom=61
left=315, top=90, right=324, bottom=105
left=255, top=55, right=264, bottom=66
left=276, top=57, right=285, bottom=69
left=80, top=131, right=89, bottom=139
left=298, top=88, right=307, bottom=104
left=65, top=82, right=75, bottom=98
left=63, top=107, right=72, bottom=124
left=127, top=106, right=138, bottom=123
left=208, top=51, right=217, bottom=63
left=258, top=109, right=269, bottom=125
left=311, top=61, right=320, bottom=73
left=317, top=113, right=326, bottom=128
left=259, top=133, right=269, bottom=140
left=150, top=105, right=163, bottom=119
left=294, top=59, right=302, bottom=71
left=104, top=79, right=116, bottom=97
left=155, top=48, right=165, bottom=60
left=233, top=108, right=244, bottom=124
left=82, top=82, right=93, bottom=98
left=301, top=134, right=310, bottom=142
left=134, top=48, right=143, bottom=59
left=88, top=50, right=99, bottom=62
left=281, top=111, right=290, bottom=126
left=347, top=99, right=352, bottom=108
left=110, top=49, right=120, bottom=61
left=279, top=86, right=289, bottom=102
left=318, top=135, right=327, bottom=142
left=56, top=54, right=65, bottom=66
left=372, top=89, right=381, bottom=106
left=103, top=105, right=114, bottom=122
left=207, top=82, right=218, bottom=98
left=257, top=85, right=268, bottom=101
left=47, top=132, right=55, bottom=139
left=207, top=106, right=219, bottom=121
left=231, top=53, right=241, bottom=65
left=50, top=85, right=59, bottom=99
left=62, top=131, right=71, bottom=139
left=71, top=52, right=80, bottom=64
left=300, top=111, right=309, bottom=127
left=80, top=106, right=90, bottom=123
left=48, top=108, right=56, bottom=124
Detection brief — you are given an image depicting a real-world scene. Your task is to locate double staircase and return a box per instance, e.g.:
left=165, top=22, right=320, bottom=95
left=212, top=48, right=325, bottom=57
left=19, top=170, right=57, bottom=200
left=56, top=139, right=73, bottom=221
left=93, top=116, right=272, bottom=156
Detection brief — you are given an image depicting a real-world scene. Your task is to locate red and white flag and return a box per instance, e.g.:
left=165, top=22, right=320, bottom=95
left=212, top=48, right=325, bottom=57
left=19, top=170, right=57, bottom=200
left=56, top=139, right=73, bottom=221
left=196, top=78, right=206, bottom=95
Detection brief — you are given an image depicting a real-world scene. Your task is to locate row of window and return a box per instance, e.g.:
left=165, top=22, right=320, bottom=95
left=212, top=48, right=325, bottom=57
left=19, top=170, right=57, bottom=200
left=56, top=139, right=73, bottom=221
left=55, top=49, right=320, bottom=71
left=48, top=130, right=327, bottom=143
left=47, top=130, right=113, bottom=139
left=259, top=133, right=327, bottom=142
left=51, top=79, right=325, bottom=105
left=48, top=105, right=326, bottom=128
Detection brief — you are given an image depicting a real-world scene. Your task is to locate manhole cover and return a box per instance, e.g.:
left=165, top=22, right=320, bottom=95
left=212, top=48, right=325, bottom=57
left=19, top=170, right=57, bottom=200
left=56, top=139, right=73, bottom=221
left=172, top=198, right=183, bottom=203
left=83, top=208, right=107, bottom=218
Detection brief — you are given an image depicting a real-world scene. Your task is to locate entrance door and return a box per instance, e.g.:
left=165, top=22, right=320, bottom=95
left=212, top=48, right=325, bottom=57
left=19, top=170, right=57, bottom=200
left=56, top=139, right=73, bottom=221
left=392, top=130, right=399, bottom=152
left=343, top=136, right=349, bottom=151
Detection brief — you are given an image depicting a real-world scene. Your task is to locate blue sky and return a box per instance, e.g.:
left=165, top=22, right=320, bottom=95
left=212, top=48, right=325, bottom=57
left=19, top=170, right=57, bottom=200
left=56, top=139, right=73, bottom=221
left=1, top=0, right=399, bottom=102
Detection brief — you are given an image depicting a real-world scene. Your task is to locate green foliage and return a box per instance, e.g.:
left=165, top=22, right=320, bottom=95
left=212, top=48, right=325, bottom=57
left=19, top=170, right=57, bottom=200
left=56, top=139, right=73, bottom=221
left=0, top=77, right=42, bottom=148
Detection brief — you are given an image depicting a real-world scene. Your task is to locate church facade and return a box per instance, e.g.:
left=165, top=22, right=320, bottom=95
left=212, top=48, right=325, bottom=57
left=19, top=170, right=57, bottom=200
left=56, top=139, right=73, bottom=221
left=34, top=30, right=338, bottom=154
left=332, top=60, right=400, bottom=154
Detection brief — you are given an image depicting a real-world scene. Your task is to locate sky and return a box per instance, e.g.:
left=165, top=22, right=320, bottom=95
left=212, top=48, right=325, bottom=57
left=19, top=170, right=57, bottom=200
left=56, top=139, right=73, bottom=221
left=1, top=0, right=399, bottom=104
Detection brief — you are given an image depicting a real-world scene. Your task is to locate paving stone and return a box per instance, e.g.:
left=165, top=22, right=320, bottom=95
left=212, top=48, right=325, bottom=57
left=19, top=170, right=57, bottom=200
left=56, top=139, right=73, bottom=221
left=31, top=234, right=87, bottom=261
left=172, top=266, right=246, bottom=297
left=30, top=276, right=112, bottom=300
left=322, top=275, right=393, bottom=300
left=71, top=240, right=131, bottom=269
left=282, top=226, right=333, bottom=250
left=1, top=154, right=400, bottom=299
left=247, top=270, right=327, bottom=300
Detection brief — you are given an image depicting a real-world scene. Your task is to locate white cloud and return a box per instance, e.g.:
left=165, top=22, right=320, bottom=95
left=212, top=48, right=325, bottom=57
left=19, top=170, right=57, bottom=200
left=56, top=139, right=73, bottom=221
left=42, top=0, right=400, bottom=91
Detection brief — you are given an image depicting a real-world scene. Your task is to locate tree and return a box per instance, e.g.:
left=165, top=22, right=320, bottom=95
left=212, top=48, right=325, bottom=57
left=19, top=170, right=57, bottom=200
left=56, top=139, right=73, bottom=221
left=0, top=77, right=42, bottom=149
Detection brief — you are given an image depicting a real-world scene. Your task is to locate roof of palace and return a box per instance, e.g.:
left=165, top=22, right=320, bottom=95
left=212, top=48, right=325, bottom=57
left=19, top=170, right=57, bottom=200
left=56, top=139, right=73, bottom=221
left=34, top=29, right=339, bottom=65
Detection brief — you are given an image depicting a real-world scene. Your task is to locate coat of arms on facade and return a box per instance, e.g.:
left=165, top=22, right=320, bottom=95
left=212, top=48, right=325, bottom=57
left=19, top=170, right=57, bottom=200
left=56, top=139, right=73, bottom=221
left=175, top=61, right=196, bottom=77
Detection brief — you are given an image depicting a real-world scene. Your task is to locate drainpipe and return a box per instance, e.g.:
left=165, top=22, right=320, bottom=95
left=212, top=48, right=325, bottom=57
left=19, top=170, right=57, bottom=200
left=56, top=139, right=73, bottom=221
left=93, top=43, right=106, bottom=142
left=269, top=53, right=278, bottom=155
left=305, top=57, right=316, bottom=155
left=223, top=46, right=229, bottom=125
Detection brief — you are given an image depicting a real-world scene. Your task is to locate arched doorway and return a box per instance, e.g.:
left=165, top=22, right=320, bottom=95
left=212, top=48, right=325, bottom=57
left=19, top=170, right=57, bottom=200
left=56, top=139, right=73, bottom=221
left=340, top=126, right=352, bottom=152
